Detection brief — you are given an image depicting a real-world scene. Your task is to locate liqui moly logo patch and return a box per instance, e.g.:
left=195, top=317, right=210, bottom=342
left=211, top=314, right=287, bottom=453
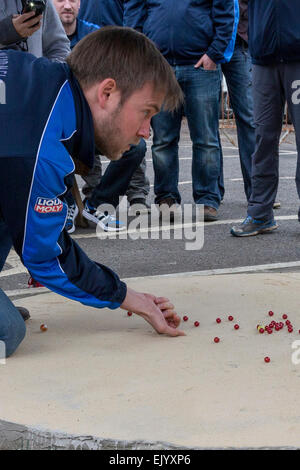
left=34, top=197, right=63, bottom=214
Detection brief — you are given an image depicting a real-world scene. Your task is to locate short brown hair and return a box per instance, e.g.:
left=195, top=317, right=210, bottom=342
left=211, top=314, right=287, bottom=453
left=66, top=26, right=183, bottom=111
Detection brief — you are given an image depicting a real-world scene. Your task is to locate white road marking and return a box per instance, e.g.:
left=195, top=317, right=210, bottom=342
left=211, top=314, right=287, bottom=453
left=99, top=150, right=296, bottom=165
left=5, top=287, right=48, bottom=297
left=124, top=261, right=300, bottom=282
left=72, top=214, right=298, bottom=240
left=231, top=176, right=294, bottom=182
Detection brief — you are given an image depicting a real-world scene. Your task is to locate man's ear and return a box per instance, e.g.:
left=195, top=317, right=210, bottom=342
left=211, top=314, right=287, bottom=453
left=96, top=78, right=117, bottom=109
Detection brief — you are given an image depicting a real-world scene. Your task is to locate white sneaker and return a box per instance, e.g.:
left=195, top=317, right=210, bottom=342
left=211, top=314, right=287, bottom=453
left=65, top=203, right=78, bottom=234
left=82, top=202, right=126, bottom=232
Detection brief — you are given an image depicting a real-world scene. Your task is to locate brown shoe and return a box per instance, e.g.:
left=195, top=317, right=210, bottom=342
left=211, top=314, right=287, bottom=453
left=158, top=197, right=181, bottom=222
left=204, top=206, right=218, bottom=222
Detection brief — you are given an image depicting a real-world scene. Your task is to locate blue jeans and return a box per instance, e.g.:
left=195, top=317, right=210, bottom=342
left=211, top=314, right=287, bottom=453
left=222, top=40, right=256, bottom=200
left=0, top=218, right=26, bottom=357
left=151, top=65, right=222, bottom=208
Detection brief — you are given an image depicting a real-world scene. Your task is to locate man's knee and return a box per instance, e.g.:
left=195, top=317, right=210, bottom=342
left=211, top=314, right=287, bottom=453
left=0, top=317, right=26, bottom=358
left=129, top=139, right=146, bottom=161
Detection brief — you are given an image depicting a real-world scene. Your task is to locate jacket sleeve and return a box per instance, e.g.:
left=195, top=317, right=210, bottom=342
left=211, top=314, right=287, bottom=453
left=206, top=0, right=239, bottom=64
left=18, top=136, right=127, bottom=309
left=123, top=0, right=146, bottom=31
left=41, top=0, right=70, bottom=62
left=0, top=16, right=23, bottom=46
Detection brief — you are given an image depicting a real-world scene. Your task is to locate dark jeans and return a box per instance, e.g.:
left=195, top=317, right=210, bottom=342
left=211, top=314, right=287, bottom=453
left=222, top=40, right=256, bottom=200
left=248, top=62, right=300, bottom=220
left=89, top=139, right=147, bottom=209
left=151, top=64, right=222, bottom=209
left=0, top=217, right=26, bottom=357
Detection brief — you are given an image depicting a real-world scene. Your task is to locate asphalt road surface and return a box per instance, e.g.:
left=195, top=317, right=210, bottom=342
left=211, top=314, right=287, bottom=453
left=2, top=121, right=300, bottom=300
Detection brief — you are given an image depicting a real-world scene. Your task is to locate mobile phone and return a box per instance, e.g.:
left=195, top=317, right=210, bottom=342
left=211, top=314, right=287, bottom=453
left=22, top=0, right=46, bottom=18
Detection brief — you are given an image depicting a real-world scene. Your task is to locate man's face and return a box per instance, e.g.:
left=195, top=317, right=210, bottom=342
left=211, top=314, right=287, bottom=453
left=93, top=83, right=164, bottom=161
left=53, top=0, right=80, bottom=26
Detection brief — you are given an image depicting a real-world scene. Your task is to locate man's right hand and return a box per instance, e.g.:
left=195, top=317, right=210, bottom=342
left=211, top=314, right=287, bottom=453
left=12, top=12, right=43, bottom=39
left=120, top=287, right=185, bottom=337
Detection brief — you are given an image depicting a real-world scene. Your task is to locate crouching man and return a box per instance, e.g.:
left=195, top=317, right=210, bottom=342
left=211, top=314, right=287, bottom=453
left=0, top=26, right=185, bottom=357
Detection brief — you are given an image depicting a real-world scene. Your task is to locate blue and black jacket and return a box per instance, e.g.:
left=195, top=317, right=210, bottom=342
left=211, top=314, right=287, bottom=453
left=124, top=0, right=239, bottom=65
left=0, top=50, right=127, bottom=309
left=248, top=0, right=300, bottom=65
left=69, top=19, right=99, bottom=50
left=78, top=0, right=124, bottom=27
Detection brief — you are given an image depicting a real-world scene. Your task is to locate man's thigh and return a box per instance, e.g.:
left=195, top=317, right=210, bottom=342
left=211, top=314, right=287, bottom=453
left=182, top=66, right=221, bottom=138
left=252, top=64, right=285, bottom=130
left=222, top=44, right=254, bottom=119
left=283, top=62, right=300, bottom=133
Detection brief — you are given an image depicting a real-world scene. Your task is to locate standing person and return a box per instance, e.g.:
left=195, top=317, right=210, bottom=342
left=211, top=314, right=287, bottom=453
left=0, top=0, right=70, bottom=61
left=0, top=27, right=185, bottom=358
left=78, top=0, right=151, bottom=219
left=221, top=0, right=255, bottom=202
left=54, top=0, right=149, bottom=232
left=78, top=0, right=123, bottom=27
left=125, top=0, right=239, bottom=222
left=53, top=0, right=102, bottom=233
left=231, top=0, right=300, bottom=237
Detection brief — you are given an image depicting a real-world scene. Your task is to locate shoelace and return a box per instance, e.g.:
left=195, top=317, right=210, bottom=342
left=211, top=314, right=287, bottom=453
left=94, top=210, right=118, bottom=224
left=242, top=215, right=252, bottom=224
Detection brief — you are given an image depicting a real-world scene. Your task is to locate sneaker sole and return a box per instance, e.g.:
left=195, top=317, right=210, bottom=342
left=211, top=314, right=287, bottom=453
left=231, top=223, right=278, bottom=237
left=82, top=209, right=126, bottom=232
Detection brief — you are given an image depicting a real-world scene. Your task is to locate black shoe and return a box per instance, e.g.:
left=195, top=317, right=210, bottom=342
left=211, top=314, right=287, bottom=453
left=16, top=306, right=30, bottom=321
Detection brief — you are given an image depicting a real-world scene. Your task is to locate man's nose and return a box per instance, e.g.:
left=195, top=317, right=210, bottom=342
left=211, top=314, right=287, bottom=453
left=138, top=121, right=152, bottom=139
left=63, top=1, right=72, bottom=9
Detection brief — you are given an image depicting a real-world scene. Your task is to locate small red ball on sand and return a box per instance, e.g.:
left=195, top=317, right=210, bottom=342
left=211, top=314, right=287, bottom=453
left=259, top=328, right=265, bottom=334
left=194, top=321, right=199, bottom=327
left=234, top=324, right=239, bottom=330
left=264, top=357, right=270, bottom=363
left=216, top=318, right=221, bottom=323
left=183, top=316, right=188, bottom=322
left=268, top=311, right=274, bottom=316
left=228, top=316, right=234, bottom=321
left=127, top=311, right=132, bottom=316
left=282, top=314, right=288, bottom=319
left=40, top=324, right=48, bottom=332
left=214, top=337, right=220, bottom=343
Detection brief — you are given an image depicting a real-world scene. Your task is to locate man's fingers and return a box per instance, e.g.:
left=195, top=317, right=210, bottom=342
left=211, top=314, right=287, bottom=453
left=164, top=325, right=186, bottom=337
left=156, top=301, right=175, bottom=312
left=154, top=296, right=169, bottom=304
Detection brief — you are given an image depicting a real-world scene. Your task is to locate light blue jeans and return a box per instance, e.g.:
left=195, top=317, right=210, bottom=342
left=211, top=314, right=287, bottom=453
left=0, top=217, right=26, bottom=357
left=151, top=64, right=222, bottom=209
